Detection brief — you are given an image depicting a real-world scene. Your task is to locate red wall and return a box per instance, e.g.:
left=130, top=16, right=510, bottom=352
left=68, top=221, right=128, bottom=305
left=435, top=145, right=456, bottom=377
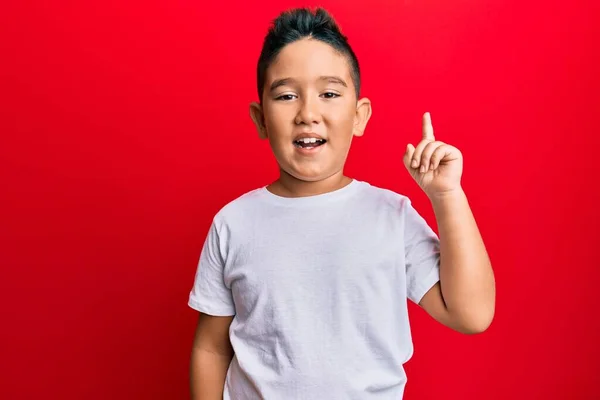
left=2, top=0, right=599, bottom=399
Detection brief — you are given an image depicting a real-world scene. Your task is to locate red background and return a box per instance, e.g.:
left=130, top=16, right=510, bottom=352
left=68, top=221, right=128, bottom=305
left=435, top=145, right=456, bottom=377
left=2, top=0, right=599, bottom=399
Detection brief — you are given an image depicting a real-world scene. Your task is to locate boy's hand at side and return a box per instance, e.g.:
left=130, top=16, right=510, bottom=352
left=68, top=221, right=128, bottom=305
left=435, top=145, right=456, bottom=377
left=190, top=313, right=235, bottom=400
left=403, top=112, right=496, bottom=335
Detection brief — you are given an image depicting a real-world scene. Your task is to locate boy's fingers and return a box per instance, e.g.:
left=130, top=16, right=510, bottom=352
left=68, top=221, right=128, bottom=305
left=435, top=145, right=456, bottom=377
left=403, top=144, right=415, bottom=170
left=420, top=141, right=444, bottom=173
left=411, top=138, right=432, bottom=169
left=410, top=113, right=435, bottom=168
left=430, top=144, right=451, bottom=170
left=422, top=112, right=435, bottom=141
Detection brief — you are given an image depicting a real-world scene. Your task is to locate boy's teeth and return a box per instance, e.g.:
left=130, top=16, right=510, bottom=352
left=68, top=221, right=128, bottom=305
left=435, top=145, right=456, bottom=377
left=293, top=137, right=326, bottom=148
left=297, top=138, right=321, bottom=143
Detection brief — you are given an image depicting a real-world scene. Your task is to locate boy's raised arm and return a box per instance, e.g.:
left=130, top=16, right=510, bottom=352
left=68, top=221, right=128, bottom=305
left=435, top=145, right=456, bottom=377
left=190, top=313, right=234, bottom=400
left=420, top=189, right=495, bottom=334
left=403, top=112, right=496, bottom=334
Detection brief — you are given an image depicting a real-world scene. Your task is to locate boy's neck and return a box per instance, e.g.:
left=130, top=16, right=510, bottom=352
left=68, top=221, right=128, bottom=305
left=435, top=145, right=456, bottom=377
left=267, top=170, right=353, bottom=198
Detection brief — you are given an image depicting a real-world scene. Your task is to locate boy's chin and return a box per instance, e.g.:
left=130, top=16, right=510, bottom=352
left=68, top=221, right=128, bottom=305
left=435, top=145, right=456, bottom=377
left=283, top=168, right=338, bottom=183
left=278, top=166, right=319, bottom=181
left=289, top=172, right=324, bottom=182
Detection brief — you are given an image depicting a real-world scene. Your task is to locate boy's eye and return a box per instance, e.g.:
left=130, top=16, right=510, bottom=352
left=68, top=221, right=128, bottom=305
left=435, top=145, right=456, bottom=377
left=321, top=92, right=340, bottom=99
left=275, top=94, right=296, bottom=101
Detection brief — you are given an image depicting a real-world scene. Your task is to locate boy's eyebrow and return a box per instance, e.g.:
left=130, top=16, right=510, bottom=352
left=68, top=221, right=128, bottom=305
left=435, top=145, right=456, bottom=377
left=319, top=76, right=348, bottom=87
left=269, top=76, right=348, bottom=92
left=270, top=78, right=296, bottom=92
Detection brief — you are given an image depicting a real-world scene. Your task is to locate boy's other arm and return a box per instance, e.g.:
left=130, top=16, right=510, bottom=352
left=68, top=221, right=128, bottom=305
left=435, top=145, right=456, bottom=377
left=190, top=312, right=234, bottom=400
left=419, top=189, right=496, bottom=334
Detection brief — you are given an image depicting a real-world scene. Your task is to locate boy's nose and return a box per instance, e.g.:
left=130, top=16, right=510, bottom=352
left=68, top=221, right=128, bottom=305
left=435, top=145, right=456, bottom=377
left=294, top=99, right=322, bottom=125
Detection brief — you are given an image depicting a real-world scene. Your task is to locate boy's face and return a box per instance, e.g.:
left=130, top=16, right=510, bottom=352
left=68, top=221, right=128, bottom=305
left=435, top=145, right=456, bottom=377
left=250, top=38, right=372, bottom=183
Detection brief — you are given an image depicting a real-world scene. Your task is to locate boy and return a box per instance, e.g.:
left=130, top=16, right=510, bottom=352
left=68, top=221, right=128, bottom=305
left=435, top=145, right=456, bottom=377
left=188, top=7, right=495, bottom=400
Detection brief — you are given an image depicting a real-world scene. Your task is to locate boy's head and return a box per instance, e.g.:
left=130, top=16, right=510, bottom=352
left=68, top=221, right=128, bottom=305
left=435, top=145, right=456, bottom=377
left=250, top=8, right=372, bottom=184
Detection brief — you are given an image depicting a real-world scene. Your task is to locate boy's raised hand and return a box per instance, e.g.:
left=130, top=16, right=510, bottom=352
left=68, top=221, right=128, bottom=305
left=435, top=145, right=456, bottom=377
left=403, top=112, right=464, bottom=199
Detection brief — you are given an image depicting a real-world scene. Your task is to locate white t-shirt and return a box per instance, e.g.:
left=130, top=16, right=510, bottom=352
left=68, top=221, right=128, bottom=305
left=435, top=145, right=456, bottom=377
left=189, top=179, right=440, bottom=399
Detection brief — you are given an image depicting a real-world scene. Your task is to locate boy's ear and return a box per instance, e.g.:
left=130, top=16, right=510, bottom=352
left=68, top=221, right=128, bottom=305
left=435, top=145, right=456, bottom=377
left=250, top=102, right=268, bottom=140
left=353, top=97, right=372, bottom=137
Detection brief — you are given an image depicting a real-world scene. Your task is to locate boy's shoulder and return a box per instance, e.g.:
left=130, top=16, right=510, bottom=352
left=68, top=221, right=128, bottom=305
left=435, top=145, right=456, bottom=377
left=359, top=180, right=413, bottom=204
left=211, top=186, right=266, bottom=225
left=350, top=180, right=416, bottom=215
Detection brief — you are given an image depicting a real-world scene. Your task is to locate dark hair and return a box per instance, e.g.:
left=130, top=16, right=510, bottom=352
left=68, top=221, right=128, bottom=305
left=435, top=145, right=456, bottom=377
left=256, top=7, right=361, bottom=102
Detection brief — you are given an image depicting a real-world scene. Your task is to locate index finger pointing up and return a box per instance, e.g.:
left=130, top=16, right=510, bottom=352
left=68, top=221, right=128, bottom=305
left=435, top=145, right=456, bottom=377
left=422, top=112, right=435, bottom=140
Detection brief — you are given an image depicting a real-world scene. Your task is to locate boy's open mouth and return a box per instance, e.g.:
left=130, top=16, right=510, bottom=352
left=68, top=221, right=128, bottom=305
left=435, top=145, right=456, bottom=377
left=293, top=138, right=327, bottom=149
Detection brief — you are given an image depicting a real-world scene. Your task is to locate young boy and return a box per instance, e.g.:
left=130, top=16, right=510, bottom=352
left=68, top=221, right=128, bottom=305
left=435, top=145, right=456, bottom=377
left=188, top=7, right=495, bottom=400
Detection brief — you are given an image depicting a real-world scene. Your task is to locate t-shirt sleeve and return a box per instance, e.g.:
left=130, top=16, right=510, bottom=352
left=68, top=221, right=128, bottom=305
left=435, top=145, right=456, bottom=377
left=403, top=199, right=441, bottom=304
left=188, top=219, right=236, bottom=316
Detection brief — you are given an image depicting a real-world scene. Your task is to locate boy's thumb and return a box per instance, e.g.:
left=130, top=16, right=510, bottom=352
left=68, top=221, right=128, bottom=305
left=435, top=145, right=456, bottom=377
left=403, top=144, right=415, bottom=170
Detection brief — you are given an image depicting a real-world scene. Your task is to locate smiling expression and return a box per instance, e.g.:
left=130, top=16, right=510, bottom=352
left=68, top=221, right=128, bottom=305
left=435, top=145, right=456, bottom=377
left=250, top=38, right=372, bottom=183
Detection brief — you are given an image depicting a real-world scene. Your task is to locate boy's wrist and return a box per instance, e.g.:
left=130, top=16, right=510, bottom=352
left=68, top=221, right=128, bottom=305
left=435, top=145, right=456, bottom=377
left=428, top=187, right=468, bottom=210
